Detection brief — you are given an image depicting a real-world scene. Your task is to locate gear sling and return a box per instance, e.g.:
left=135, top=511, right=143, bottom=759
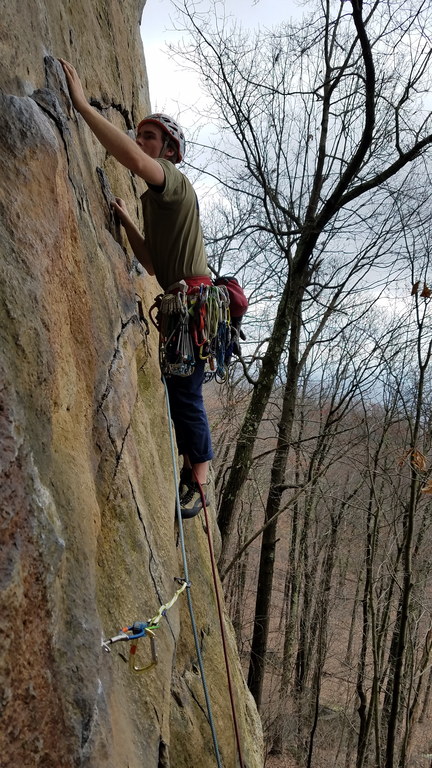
left=149, top=276, right=248, bottom=382
left=150, top=278, right=231, bottom=381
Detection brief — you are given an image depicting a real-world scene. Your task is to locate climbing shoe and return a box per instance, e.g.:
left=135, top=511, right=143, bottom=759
left=179, top=466, right=192, bottom=496
left=179, top=481, right=208, bottom=519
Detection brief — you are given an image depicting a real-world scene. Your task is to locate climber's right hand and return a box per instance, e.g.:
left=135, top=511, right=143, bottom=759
left=111, top=197, right=133, bottom=227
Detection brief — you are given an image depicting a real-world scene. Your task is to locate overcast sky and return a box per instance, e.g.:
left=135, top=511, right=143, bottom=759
left=140, top=0, right=301, bottom=121
left=139, top=0, right=413, bottom=307
left=139, top=0, right=305, bottom=201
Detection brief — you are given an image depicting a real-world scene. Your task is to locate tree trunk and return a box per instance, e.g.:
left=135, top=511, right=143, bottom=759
left=399, top=628, right=432, bottom=767
left=384, top=334, right=431, bottom=766
left=247, top=295, right=303, bottom=706
left=217, top=273, right=294, bottom=558
left=306, top=512, right=340, bottom=768
left=271, top=454, right=301, bottom=754
left=384, top=493, right=415, bottom=768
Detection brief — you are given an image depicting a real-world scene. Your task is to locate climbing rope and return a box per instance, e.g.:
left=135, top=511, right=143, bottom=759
left=162, top=375, right=223, bottom=768
left=193, top=470, right=246, bottom=768
left=101, top=374, right=243, bottom=764
left=164, top=373, right=245, bottom=768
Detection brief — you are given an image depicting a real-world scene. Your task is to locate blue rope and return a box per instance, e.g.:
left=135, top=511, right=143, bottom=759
left=162, top=375, right=223, bottom=768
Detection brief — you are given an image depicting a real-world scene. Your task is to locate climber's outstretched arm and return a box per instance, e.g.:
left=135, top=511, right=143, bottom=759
left=59, top=59, right=165, bottom=187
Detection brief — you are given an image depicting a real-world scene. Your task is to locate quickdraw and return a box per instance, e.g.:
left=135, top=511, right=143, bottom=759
left=102, top=578, right=189, bottom=674
left=149, top=281, right=231, bottom=380
left=101, top=622, right=158, bottom=673
left=150, top=288, right=195, bottom=377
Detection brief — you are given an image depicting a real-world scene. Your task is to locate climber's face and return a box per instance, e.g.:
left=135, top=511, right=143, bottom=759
left=136, top=124, right=166, bottom=159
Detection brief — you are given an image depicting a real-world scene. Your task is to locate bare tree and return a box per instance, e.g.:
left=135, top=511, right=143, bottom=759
left=166, top=4, right=432, bottom=762
left=171, top=0, right=432, bottom=557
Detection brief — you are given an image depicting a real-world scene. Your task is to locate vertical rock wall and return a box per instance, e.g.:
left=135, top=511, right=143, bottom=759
left=0, top=2, right=263, bottom=766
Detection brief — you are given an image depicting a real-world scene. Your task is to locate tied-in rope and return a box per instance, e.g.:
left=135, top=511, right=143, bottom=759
left=162, top=375, right=223, bottom=768
left=162, top=372, right=245, bottom=768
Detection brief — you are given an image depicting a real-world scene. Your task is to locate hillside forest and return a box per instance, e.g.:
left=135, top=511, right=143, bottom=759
left=170, top=1, right=432, bottom=766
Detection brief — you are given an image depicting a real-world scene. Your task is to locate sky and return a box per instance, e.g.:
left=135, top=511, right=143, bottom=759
left=140, top=0, right=301, bottom=121
left=139, top=0, right=418, bottom=313
left=139, top=0, right=305, bottom=202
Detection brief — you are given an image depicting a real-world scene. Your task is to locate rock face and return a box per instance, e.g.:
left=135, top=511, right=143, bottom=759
left=0, top=2, right=263, bottom=766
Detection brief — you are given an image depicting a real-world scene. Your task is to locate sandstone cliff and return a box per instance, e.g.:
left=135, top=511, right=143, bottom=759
left=0, top=2, right=263, bottom=766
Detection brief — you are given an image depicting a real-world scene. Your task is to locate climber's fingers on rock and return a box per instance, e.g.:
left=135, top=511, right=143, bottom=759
left=58, top=58, right=87, bottom=112
left=112, top=198, right=132, bottom=225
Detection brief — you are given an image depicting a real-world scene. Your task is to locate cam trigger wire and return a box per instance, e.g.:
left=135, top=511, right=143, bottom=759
left=162, top=375, right=223, bottom=768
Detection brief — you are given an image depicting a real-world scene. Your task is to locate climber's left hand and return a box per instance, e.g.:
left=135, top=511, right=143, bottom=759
left=58, top=58, right=88, bottom=114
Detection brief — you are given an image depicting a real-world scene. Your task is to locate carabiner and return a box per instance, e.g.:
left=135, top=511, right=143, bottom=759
left=129, top=629, right=158, bottom=673
left=124, top=621, right=150, bottom=640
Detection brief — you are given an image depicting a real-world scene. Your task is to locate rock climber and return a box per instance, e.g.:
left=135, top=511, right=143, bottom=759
left=59, top=58, right=212, bottom=519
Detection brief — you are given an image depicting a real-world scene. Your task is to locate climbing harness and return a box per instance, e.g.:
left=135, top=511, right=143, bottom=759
left=162, top=375, right=224, bottom=768
left=150, top=281, right=232, bottom=382
left=102, top=578, right=188, bottom=674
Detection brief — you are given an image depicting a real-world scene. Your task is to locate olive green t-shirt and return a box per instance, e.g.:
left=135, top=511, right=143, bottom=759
left=140, top=159, right=210, bottom=292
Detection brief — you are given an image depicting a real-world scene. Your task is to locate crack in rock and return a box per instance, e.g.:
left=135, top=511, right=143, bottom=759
left=158, top=738, right=170, bottom=768
left=97, top=315, right=140, bottom=414
left=103, top=415, right=131, bottom=481
left=97, top=314, right=151, bottom=497
left=95, top=166, right=129, bottom=254
left=31, top=88, right=70, bottom=152
left=25, top=58, right=90, bottom=219
left=43, top=55, right=74, bottom=118
left=89, top=98, right=133, bottom=130
left=184, top=678, right=208, bottom=721
left=128, top=479, right=177, bottom=644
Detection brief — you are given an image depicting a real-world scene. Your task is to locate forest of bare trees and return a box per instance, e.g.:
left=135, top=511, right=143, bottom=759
left=169, top=1, right=432, bottom=765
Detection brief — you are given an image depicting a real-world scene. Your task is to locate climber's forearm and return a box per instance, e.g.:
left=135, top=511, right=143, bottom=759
left=122, top=220, right=155, bottom=275
left=59, top=59, right=165, bottom=186
left=79, top=103, right=164, bottom=186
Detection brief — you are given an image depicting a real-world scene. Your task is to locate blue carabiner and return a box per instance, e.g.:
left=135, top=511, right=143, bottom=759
left=126, top=621, right=150, bottom=640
